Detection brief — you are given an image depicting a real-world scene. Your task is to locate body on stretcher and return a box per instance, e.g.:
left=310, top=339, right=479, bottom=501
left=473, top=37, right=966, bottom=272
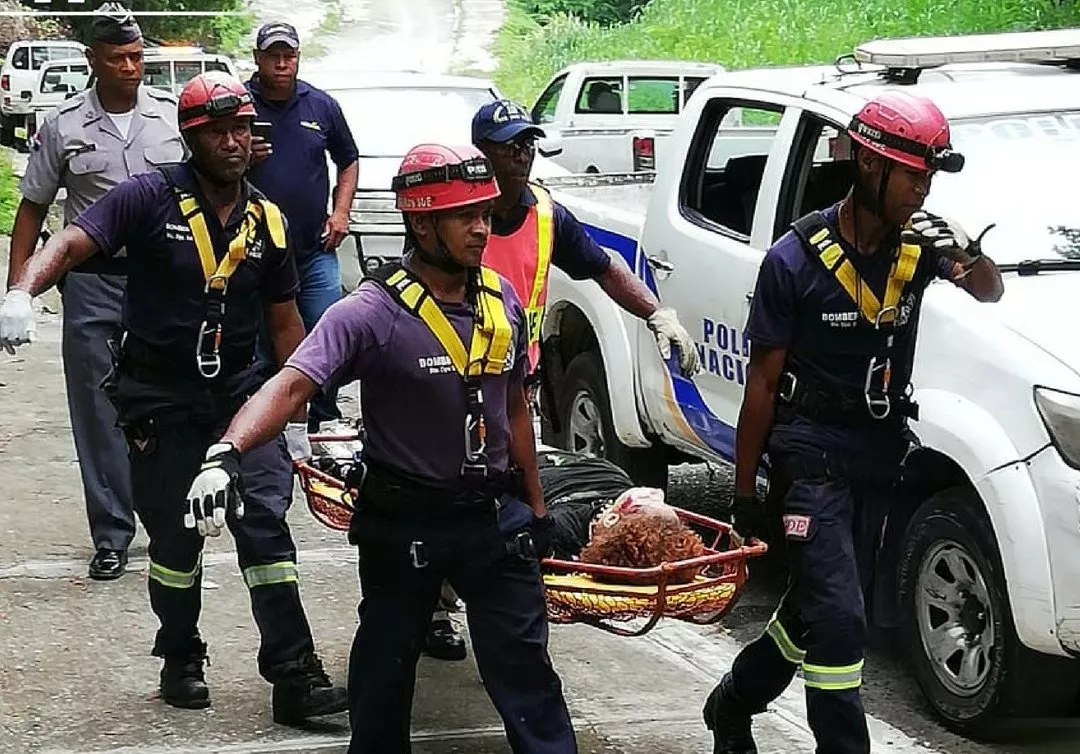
left=294, top=432, right=767, bottom=637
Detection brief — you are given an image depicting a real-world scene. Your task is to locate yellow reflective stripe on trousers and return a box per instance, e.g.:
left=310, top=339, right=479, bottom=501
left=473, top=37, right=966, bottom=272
left=148, top=554, right=203, bottom=589
left=243, top=561, right=299, bottom=589
left=765, top=614, right=807, bottom=665
left=802, top=660, right=864, bottom=691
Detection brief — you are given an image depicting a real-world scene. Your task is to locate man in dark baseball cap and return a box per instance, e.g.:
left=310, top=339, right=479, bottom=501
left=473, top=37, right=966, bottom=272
left=471, top=99, right=546, bottom=145
left=256, top=21, right=300, bottom=50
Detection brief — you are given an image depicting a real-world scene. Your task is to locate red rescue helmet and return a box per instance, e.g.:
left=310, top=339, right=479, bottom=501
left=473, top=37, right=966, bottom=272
left=178, top=71, right=256, bottom=132
left=848, top=91, right=964, bottom=174
left=392, top=143, right=500, bottom=212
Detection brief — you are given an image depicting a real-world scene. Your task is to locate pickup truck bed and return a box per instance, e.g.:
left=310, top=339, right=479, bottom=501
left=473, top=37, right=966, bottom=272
left=538, top=173, right=655, bottom=258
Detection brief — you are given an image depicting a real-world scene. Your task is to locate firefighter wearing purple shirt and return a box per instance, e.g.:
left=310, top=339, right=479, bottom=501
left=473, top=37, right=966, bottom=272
left=702, top=92, right=1004, bottom=754
left=0, top=72, right=347, bottom=725
left=182, top=143, right=577, bottom=753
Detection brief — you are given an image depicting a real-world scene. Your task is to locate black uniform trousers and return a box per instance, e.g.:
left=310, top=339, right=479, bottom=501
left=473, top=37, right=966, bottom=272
left=127, top=416, right=316, bottom=681
left=724, top=435, right=904, bottom=754
left=345, top=493, right=577, bottom=754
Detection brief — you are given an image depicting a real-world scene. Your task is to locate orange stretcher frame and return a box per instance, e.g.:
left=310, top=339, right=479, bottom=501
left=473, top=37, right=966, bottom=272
left=295, top=433, right=768, bottom=637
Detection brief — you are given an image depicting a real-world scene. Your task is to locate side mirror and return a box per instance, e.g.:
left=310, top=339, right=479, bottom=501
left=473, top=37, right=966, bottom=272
left=538, top=134, right=564, bottom=158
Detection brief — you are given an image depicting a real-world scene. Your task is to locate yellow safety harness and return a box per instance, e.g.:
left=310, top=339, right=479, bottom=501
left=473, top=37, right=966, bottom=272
left=791, top=210, right=923, bottom=421
left=525, top=183, right=555, bottom=348
left=167, top=169, right=287, bottom=378
left=374, top=263, right=514, bottom=476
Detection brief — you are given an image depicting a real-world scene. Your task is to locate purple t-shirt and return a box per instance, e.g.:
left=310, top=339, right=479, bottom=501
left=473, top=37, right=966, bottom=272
left=287, top=274, right=528, bottom=483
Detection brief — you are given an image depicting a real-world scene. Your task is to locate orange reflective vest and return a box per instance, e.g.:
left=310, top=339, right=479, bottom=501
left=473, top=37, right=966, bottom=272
left=482, top=183, right=555, bottom=373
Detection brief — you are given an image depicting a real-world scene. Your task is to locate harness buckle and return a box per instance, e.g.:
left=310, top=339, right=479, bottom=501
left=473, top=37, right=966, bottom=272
left=864, top=305, right=900, bottom=420
left=195, top=321, right=223, bottom=379
left=778, top=371, right=798, bottom=403
left=409, top=541, right=428, bottom=569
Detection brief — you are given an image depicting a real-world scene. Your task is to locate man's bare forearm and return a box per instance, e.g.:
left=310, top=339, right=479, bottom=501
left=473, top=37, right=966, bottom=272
left=7, top=199, right=49, bottom=290
left=332, top=161, right=359, bottom=218
left=11, top=225, right=99, bottom=296
left=734, top=376, right=777, bottom=496
left=508, top=380, right=544, bottom=515
left=597, top=261, right=658, bottom=320
left=221, top=368, right=318, bottom=454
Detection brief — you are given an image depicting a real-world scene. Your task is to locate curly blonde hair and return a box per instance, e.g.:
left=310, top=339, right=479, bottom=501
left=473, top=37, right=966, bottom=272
left=579, top=513, right=707, bottom=585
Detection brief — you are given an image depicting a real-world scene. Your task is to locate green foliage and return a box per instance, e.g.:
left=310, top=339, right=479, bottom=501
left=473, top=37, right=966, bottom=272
left=522, top=0, right=649, bottom=26
left=21, top=0, right=253, bottom=53
left=0, top=151, right=18, bottom=236
left=495, top=0, right=1080, bottom=106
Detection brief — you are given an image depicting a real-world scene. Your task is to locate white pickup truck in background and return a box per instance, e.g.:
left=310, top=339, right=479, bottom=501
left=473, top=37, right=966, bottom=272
left=536, top=30, right=1080, bottom=733
left=529, top=59, right=724, bottom=174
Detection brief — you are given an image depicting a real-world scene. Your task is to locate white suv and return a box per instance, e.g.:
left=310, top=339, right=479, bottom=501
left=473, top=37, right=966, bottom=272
left=1, top=39, right=87, bottom=149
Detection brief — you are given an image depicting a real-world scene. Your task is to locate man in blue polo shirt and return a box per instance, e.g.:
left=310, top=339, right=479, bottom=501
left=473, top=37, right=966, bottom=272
left=246, top=21, right=359, bottom=431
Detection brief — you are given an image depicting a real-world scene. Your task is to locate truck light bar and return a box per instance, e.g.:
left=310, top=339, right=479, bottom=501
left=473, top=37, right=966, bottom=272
left=854, top=29, right=1080, bottom=70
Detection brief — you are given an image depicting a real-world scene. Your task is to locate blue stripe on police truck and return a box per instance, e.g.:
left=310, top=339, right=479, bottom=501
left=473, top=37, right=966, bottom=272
left=580, top=222, right=737, bottom=462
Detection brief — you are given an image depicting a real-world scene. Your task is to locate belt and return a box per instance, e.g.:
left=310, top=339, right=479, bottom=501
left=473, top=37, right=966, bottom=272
left=777, top=370, right=917, bottom=429
left=358, top=456, right=523, bottom=522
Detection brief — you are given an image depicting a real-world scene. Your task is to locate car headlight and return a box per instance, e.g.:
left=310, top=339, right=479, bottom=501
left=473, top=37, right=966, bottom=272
left=1034, top=387, right=1080, bottom=470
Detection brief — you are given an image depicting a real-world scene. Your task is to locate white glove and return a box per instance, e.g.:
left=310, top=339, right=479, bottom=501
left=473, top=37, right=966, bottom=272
left=0, top=289, right=36, bottom=355
left=184, top=443, right=245, bottom=538
left=646, top=307, right=701, bottom=378
left=284, top=422, right=312, bottom=461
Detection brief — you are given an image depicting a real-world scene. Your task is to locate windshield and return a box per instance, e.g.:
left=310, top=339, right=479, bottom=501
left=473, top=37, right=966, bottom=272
left=924, top=111, right=1080, bottom=264
left=331, top=86, right=497, bottom=157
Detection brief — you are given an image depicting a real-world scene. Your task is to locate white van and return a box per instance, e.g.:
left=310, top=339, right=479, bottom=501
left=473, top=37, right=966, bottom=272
left=529, top=60, right=725, bottom=174
left=139, top=47, right=238, bottom=95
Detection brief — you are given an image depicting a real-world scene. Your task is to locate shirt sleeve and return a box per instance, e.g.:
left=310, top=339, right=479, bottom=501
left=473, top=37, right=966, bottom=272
left=285, top=284, right=386, bottom=392
left=19, top=113, right=64, bottom=206
left=745, top=245, right=799, bottom=349
left=260, top=215, right=301, bottom=303
left=325, top=96, right=359, bottom=170
left=550, top=202, right=613, bottom=280
left=70, top=174, right=157, bottom=257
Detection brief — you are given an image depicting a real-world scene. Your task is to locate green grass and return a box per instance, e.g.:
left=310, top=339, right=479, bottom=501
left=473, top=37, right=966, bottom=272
left=0, top=151, right=18, bottom=236
left=494, top=0, right=1080, bottom=106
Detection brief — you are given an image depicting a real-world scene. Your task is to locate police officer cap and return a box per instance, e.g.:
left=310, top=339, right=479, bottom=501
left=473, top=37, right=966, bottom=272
left=89, top=9, right=142, bottom=46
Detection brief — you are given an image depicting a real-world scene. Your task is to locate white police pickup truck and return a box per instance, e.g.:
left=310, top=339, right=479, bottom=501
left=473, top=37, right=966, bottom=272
left=536, top=30, right=1080, bottom=731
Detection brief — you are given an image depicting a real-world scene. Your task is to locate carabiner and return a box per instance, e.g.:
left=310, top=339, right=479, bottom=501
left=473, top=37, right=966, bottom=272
left=409, top=541, right=428, bottom=569
left=195, top=321, right=222, bottom=378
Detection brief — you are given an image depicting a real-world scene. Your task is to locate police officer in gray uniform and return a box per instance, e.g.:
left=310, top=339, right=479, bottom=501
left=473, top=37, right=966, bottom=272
left=6, top=12, right=186, bottom=580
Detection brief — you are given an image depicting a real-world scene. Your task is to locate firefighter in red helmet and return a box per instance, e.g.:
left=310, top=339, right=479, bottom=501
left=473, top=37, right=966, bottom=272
left=702, top=90, right=1003, bottom=753
left=2, top=71, right=347, bottom=723
left=183, top=142, right=578, bottom=752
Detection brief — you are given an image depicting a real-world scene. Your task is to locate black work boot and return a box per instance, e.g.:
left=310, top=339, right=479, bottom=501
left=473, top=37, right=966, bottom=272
left=160, top=641, right=210, bottom=710
left=703, top=674, right=758, bottom=754
left=271, top=652, right=348, bottom=727
left=423, top=618, right=467, bottom=661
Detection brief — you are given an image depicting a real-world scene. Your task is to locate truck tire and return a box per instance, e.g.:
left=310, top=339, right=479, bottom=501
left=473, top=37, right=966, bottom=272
left=0, top=114, right=14, bottom=148
left=898, top=486, right=1080, bottom=736
left=555, top=350, right=668, bottom=490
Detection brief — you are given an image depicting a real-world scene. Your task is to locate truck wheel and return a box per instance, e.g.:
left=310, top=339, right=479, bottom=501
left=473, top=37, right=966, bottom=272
left=556, top=350, right=668, bottom=489
left=898, top=486, right=1080, bottom=736
left=0, top=114, right=14, bottom=148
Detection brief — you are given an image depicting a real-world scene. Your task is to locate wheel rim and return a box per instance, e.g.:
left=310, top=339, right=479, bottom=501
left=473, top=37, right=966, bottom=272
left=567, top=389, right=604, bottom=458
left=916, top=540, right=996, bottom=697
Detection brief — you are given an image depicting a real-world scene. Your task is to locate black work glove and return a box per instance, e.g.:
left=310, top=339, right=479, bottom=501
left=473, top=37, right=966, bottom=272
left=530, top=513, right=556, bottom=560
left=731, top=493, right=768, bottom=544
left=184, top=443, right=245, bottom=538
left=902, top=211, right=995, bottom=280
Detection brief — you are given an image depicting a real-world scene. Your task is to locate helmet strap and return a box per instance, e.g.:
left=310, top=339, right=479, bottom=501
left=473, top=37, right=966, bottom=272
left=411, top=213, right=468, bottom=275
